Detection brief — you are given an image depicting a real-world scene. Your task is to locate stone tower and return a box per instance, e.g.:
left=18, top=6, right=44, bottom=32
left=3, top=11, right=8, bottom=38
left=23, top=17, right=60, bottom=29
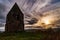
left=5, top=3, right=24, bottom=32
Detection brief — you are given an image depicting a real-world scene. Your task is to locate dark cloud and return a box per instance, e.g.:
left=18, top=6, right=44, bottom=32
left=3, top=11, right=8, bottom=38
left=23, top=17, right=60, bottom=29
left=51, top=0, right=60, bottom=4
left=0, top=3, right=6, bottom=18
left=27, top=0, right=36, bottom=5
left=28, top=18, right=38, bottom=24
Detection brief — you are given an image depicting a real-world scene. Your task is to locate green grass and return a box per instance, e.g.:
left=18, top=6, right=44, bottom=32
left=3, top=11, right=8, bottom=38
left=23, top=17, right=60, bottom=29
left=0, top=31, right=47, bottom=40
left=0, top=31, right=59, bottom=40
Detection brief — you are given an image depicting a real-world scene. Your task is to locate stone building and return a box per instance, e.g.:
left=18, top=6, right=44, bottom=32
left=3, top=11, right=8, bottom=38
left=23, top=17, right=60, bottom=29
left=5, top=3, right=24, bottom=32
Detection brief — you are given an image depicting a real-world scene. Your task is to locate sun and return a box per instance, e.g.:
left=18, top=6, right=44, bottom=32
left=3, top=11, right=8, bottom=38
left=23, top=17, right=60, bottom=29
left=33, top=16, right=54, bottom=29
left=41, top=17, right=52, bottom=25
left=43, top=19, right=50, bottom=25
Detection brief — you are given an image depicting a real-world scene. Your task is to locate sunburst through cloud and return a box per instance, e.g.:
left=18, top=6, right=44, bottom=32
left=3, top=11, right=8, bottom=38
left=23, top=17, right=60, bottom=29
left=0, top=0, right=60, bottom=32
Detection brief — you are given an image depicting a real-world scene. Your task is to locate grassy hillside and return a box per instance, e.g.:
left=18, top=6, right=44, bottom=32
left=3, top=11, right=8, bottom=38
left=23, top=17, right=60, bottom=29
left=0, top=31, right=60, bottom=40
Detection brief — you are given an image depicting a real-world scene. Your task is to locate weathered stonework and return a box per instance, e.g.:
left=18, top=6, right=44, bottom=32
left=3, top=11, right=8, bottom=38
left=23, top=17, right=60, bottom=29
left=5, top=3, right=24, bottom=32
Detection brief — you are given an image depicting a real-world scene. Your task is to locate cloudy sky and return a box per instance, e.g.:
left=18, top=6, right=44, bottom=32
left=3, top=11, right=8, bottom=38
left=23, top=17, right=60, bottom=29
left=0, top=0, right=60, bottom=31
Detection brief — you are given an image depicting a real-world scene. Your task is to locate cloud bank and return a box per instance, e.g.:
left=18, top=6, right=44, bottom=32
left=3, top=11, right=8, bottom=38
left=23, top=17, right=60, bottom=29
left=0, top=0, right=60, bottom=31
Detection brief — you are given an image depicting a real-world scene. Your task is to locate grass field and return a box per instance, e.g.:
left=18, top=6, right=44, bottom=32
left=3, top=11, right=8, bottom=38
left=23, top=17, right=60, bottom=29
left=0, top=31, right=59, bottom=40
